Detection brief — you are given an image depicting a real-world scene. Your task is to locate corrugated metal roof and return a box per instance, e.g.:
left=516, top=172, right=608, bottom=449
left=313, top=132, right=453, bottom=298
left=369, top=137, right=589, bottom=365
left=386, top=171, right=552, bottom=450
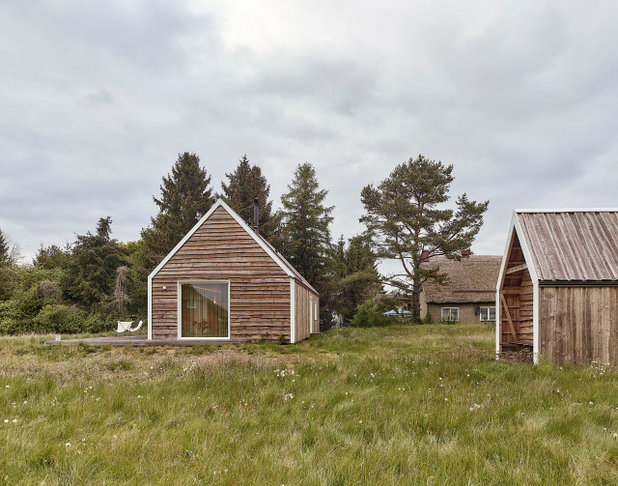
left=421, top=255, right=502, bottom=303
left=516, top=211, right=618, bottom=281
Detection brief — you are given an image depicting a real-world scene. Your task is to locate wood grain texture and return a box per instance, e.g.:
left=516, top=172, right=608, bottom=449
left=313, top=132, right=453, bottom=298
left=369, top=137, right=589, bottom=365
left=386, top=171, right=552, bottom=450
left=151, top=206, right=318, bottom=342
left=540, top=286, right=618, bottom=366
left=518, top=211, right=618, bottom=281
left=294, top=282, right=318, bottom=342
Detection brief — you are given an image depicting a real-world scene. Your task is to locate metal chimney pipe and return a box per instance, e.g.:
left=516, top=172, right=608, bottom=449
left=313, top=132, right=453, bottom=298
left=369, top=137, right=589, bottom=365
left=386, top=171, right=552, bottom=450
left=253, top=198, right=259, bottom=234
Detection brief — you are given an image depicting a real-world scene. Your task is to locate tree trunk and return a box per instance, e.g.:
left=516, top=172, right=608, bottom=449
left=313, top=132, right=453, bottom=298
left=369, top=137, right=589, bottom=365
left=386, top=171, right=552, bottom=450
left=412, top=276, right=422, bottom=320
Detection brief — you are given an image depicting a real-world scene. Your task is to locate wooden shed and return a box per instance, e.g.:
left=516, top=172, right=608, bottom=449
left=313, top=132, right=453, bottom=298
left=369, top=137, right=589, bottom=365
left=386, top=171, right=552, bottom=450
left=147, top=199, right=319, bottom=343
left=496, top=210, right=618, bottom=366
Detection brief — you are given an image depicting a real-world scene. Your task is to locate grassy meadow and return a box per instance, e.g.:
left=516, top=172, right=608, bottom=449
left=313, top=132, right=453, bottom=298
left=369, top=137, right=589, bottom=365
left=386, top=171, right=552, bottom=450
left=0, top=324, right=616, bottom=485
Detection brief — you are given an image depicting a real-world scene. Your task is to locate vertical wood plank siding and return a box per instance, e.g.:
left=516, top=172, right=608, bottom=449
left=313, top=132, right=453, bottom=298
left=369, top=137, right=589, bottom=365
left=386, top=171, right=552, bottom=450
left=151, top=206, right=291, bottom=341
left=540, top=286, right=618, bottom=366
left=294, top=282, right=319, bottom=341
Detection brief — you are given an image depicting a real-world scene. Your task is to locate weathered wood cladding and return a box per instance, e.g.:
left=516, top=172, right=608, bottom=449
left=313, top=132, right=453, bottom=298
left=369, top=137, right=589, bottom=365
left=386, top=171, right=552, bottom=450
left=294, top=281, right=319, bottom=342
left=539, top=286, right=617, bottom=366
left=151, top=206, right=292, bottom=341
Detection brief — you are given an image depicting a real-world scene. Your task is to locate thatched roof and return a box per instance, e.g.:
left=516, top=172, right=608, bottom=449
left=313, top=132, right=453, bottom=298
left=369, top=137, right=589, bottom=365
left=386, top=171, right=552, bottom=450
left=421, top=255, right=501, bottom=304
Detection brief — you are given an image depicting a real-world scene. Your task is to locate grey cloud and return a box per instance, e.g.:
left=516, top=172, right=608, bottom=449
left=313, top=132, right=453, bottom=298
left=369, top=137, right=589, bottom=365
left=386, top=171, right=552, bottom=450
left=1, top=1, right=618, bottom=263
left=85, top=89, right=114, bottom=106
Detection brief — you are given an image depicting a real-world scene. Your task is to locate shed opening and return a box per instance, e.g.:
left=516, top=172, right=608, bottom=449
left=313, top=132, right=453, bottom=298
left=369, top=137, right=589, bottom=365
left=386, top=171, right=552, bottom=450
left=499, top=231, right=533, bottom=356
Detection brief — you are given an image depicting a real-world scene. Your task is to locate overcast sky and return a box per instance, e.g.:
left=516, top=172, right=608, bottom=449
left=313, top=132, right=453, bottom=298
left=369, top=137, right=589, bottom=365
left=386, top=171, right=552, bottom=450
left=2, top=0, right=618, bottom=263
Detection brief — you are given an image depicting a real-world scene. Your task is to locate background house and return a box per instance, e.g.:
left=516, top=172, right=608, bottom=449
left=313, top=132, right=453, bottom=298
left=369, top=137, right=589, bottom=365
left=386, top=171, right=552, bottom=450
left=420, top=255, right=502, bottom=323
left=497, top=210, right=618, bottom=366
left=148, top=199, right=319, bottom=343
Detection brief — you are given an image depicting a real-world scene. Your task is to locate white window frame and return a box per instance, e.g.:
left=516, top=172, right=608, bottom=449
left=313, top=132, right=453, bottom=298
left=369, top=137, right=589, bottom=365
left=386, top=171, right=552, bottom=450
left=441, top=307, right=459, bottom=322
left=177, top=280, right=231, bottom=340
left=479, top=306, right=496, bottom=322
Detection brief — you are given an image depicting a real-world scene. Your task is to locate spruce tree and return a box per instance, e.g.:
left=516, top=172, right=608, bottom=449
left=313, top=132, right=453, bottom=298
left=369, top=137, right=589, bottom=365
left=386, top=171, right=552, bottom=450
left=360, top=154, right=489, bottom=318
left=220, top=155, right=281, bottom=239
left=0, top=229, right=10, bottom=267
left=141, top=152, right=215, bottom=266
left=280, top=163, right=334, bottom=291
left=61, top=217, right=127, bottom=311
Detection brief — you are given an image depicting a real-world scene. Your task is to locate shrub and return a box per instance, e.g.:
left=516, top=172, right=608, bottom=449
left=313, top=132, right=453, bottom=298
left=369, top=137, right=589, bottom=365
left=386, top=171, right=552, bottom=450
left=34, top=305, right=80, bottom=334
left=0, top=300, right=28, bottom=334
left=350, top=299, right=390, bottom=327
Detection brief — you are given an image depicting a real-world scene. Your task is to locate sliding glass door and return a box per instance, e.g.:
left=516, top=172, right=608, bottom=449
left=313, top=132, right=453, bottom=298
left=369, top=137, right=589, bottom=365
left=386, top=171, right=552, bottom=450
left=179, top=281, right=229, bottom=338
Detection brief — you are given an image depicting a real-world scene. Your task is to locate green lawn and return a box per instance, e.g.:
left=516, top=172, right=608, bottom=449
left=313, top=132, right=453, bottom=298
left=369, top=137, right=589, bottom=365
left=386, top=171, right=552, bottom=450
left=0, top=324, right=616, bottom=485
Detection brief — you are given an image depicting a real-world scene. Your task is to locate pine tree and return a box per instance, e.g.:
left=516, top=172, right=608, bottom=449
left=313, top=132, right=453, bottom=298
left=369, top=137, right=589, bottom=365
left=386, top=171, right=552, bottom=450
left=0, top=228, right=16, bottom=301
left=141, top=152, right=215, bottom=267
left=326, top=234, right=380, bottom=324
left=280, top=163, right=334, bottom=291
left=33, top=244, right=69, bottom=269
left=360, top=154, right=489, bottom=318
left=61, top=217, right=128, bottom=311
left=0, top=229, right=10, bottom=267
left=220, top=155, right=281, bottom=239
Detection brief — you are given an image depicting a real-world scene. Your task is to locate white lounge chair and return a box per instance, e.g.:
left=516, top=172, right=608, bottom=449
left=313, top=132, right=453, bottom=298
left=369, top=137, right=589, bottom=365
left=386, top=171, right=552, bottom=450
left=116, top=320, right=143, bottom=333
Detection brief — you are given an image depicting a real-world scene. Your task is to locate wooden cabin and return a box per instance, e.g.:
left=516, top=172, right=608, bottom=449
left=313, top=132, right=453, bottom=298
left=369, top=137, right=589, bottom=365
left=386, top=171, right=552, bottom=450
left=147, top=199, right=319, bottom=343
left=497, top=210, right=618, bottom=366
left=420, top=255, right=502, bottom=323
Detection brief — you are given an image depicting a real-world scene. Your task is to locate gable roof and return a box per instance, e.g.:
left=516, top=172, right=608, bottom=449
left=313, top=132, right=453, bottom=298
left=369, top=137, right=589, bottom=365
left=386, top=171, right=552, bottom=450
left=421, top=255, right=502, bottom=304
left=148, top=199, right=318, bottom=294
left=514, top=210, right=618, bottom=282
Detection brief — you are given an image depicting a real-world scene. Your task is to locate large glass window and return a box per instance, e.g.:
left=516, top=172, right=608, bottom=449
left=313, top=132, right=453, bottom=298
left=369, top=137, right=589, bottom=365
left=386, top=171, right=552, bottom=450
left=180, top=282, right=229, bottom=338
left=441, top=307, right=459, bottom=322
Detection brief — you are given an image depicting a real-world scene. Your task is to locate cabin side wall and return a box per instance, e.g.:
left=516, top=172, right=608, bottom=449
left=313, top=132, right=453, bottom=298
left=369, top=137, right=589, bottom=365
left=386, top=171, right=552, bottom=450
left=151, top=206, right=291, bottom=341
left=294, top=281, right=318, bottom=342
left=539, top=286, right=617, bottom=366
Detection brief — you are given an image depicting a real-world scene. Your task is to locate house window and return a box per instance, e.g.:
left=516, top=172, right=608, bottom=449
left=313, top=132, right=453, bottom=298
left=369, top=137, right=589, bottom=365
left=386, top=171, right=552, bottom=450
left=179, top=281, right=229, bottom=338
left=441, top=307, right=459, bottom=322
left=479, top=306, right=496, bottom=322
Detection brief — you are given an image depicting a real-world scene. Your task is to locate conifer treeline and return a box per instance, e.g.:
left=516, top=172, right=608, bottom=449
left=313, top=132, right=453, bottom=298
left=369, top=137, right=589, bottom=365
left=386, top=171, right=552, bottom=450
left=0, top=152, right=488, bottom=333
left=0, top=153, right=379, bottom=333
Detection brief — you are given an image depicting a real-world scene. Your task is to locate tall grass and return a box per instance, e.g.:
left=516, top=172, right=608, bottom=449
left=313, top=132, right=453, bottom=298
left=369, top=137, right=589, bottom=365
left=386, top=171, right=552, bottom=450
left=0, top=325, right=616, bottom=485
